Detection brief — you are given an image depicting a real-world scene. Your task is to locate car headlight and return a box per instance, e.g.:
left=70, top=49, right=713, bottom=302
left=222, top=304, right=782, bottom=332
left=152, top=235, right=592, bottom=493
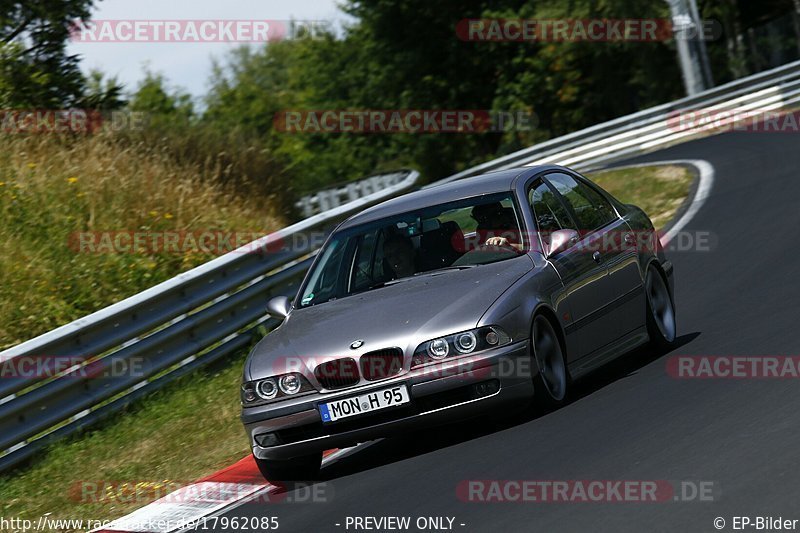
left=256, top=378, right=278, bottom=400
left=427, top=338, right=450, bottom=359
left=455, top=331, right=477, bottom=354
left=412, top=326, right=511, bottom=367
left=279, top=374, right=302, bottom=395
left=241, top=372, right=314, bottom=406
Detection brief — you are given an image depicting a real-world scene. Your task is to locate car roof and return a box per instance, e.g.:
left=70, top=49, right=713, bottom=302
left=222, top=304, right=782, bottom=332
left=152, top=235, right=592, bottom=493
left=339, top=164, right=561, bottom=229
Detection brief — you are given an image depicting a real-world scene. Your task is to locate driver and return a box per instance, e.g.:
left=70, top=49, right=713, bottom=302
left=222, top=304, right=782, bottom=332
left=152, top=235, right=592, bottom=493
left=383, top=234, right=416, bottom=279
left=471, top=203, right=522, bottom=251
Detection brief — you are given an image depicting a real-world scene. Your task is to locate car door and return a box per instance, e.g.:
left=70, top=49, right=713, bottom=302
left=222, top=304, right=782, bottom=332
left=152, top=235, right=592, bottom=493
left=527, top=178, right=617, bottom=361
left=576, top=172, right=646, bottom=336
left=544, top=172, right=645, bottom=342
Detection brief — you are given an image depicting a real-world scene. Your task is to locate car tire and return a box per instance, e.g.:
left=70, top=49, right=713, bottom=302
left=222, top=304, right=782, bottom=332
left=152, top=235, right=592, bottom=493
left=531, top=314, right=570, bottom=411
left=645, top=265, right=677, bottom=349
left=254, top=452, right=322, bottom=482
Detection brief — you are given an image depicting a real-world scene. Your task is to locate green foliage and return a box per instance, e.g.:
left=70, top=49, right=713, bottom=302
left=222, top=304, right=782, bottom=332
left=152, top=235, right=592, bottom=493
left=79, top=69, right=127, bottom=111
left=0, top=0, right=775, bottom=198
left=489, top=0, right=680, bottom=137
left=0, top=0, right=95, bottom=107
left=130, top=70, right=194, bottom=122
left=202, top=0, right=685, bottom=192
left=124, top=71, right=295, bottom=216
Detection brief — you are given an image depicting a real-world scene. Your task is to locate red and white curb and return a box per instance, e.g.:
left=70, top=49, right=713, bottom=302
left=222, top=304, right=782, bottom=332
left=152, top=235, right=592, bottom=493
left=90, top=446, right=361, bottom=533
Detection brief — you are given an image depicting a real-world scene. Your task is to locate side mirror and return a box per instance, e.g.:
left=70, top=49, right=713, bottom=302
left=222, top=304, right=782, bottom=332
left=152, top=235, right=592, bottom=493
left=267, top=295, right=292, bottom=320
left=546, top=229, right=579, bottom=258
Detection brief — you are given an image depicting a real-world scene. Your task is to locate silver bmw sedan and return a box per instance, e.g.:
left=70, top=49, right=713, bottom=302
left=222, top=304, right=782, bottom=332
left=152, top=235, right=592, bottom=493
left=240, top=164, right=676, bottom=480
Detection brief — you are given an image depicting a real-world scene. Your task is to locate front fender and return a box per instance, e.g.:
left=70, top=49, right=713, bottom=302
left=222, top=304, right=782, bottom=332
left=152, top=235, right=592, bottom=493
left=478, top=259, right=567, bottom=343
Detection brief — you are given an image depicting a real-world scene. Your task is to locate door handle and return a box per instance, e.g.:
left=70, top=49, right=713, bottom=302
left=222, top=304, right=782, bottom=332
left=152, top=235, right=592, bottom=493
left=624, top=233, right=635, bottom=246
left=592, top=251, right=602, bottom=263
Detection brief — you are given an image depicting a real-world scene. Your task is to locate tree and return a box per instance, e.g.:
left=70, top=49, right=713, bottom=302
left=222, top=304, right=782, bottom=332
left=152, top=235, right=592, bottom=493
left=203, top=0, right=685, bottom=189
left=129, top=70, right=194, bottom=121
left=79, top=69, right=125, bottom=111
left=0, top=0, right=95, bottom=107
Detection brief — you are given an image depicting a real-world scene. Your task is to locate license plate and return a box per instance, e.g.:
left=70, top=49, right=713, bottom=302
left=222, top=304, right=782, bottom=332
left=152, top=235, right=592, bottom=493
left=319, top=384, right=410, bottom=423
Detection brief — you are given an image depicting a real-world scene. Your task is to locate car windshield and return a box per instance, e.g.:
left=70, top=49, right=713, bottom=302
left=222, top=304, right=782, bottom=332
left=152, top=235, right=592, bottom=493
left=297, top=192, right=524, bottom=308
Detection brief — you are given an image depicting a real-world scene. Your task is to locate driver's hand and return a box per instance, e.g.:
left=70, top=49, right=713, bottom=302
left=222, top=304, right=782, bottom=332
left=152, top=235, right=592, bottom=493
left=485, top=236, right=510, bottom=247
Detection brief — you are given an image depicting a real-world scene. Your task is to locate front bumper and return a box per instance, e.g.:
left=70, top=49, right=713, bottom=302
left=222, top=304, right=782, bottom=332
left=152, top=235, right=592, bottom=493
left=242, top=340, right=533, bottom=460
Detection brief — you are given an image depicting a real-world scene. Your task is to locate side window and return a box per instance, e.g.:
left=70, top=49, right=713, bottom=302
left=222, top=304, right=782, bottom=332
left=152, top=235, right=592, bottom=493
left=528, top=180, right=575, bottom=233
left=545, top=173, right=617, bottom=233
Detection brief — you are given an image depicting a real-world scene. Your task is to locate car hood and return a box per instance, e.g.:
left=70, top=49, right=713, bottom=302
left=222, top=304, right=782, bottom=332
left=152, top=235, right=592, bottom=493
left=246, top=255, right=534, bottom=379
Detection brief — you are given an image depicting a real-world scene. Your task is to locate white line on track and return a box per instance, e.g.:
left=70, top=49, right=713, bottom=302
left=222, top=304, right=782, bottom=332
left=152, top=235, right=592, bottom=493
left=589, top=159, right=715, bottom=247
left=655, top=160, right=715, bottom=246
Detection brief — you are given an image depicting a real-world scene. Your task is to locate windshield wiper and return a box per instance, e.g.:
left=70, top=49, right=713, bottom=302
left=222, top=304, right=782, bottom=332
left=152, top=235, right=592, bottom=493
left=364, top=278, right=409, bottom=291
left=362, top=266, right=477, bottom=292
left=417, top=264, right=479, bottom=275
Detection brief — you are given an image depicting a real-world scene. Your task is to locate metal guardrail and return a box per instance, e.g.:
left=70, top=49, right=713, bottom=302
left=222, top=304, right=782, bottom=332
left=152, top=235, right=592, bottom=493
left=2, top=58, right=800, bottom=474
left=0, top=170, right=419, bottom=472
left=295, top=171, right=416, bottom=217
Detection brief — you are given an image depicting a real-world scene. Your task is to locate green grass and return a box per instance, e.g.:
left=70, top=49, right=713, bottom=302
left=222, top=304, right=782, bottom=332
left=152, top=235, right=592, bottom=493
left=0, top=163, right=692, bottom=529
left=0, top=133, right=283, bottom=349
left=0, top=354, right=253, bottom=526
left=587, top=164, right=693, bottom=230
left=0, top=131, right=283, bottom=529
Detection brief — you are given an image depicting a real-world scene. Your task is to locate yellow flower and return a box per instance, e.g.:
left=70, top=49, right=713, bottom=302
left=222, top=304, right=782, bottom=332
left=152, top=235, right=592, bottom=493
left=0, top=182, right=4, bottom=187
left=26, top=163, right=36, bottom=169
left=67, top=177, right=78, bottom=184
left=164, top=213, right=173, bottom=219
left=149, top=210, right=158, bottom=217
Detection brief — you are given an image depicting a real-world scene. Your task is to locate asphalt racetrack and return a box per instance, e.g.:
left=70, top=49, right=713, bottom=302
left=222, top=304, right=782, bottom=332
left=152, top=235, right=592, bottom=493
left=214, top=132, right=800, bottom=533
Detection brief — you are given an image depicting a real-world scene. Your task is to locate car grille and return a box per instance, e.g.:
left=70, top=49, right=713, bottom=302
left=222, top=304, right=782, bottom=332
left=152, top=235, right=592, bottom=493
left=360, top=348, right=404, bottom=381
left=314, top=358, right=360, bottom=389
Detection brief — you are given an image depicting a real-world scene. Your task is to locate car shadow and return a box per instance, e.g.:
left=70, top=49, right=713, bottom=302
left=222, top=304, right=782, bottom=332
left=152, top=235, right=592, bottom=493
left=313, top=331, right=701, bottom=483
left=570, top=331, right=700, bottom=399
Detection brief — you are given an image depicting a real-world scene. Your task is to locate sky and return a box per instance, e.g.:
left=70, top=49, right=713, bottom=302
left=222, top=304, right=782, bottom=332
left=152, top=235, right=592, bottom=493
left=67, top=0, right=349, bottom=101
